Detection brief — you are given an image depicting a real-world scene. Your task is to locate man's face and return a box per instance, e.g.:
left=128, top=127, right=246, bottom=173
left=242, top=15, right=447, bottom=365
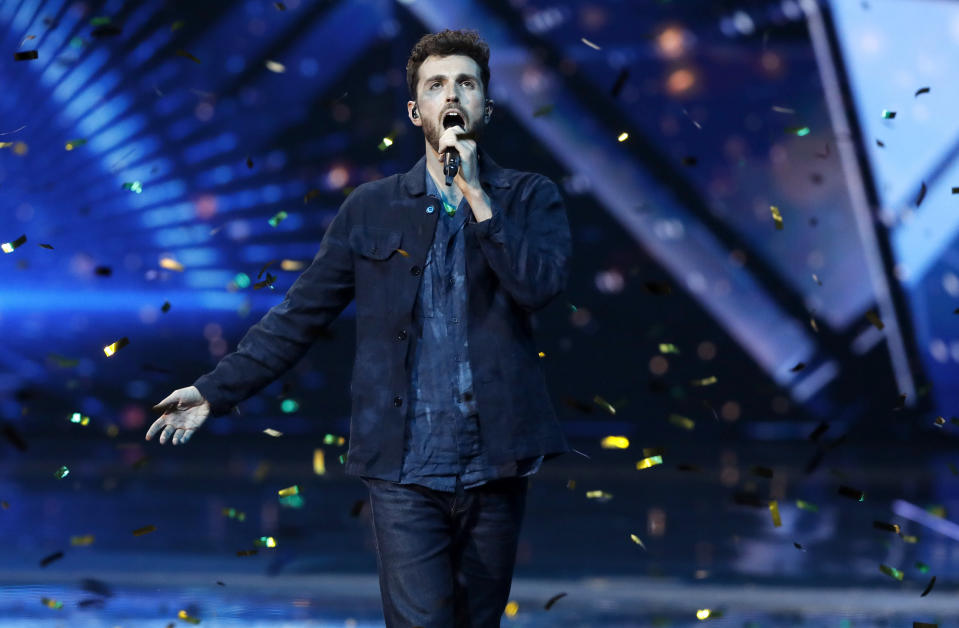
left=408, top=54, right=490, bottom=153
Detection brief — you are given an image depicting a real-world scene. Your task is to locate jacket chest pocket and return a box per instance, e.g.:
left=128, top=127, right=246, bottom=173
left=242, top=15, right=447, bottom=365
left=349, top=226, right=403, bottom=261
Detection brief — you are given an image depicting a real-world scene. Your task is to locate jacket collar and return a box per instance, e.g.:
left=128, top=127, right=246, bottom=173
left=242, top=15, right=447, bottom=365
left=401, top=145, right=511, bottom=197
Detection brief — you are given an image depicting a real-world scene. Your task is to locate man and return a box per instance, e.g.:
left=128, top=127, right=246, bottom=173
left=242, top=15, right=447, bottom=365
left=146, top=28, right=572, bottom=627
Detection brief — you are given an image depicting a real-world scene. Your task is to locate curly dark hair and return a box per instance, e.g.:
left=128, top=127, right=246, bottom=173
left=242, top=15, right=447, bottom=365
left=406, top=29, right=490, bottom=100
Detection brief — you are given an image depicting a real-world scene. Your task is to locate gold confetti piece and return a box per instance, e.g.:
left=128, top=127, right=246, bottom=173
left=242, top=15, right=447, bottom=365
left=395, top=248, right=409, bottom=257
left=796, top=499, right=818, bottom=512
left=254, top=536, right=276, bottom=548
left=280, top=259, right=305, bottom=271
left=629, top=533, right=646, bottom=550
left=268, top=211, right=287, bottom=227
left=537, top=351, right=546, bottom=358
left=54, top=465, right=69, bottom=479
left=543, top=592, right=566, bottom=610
left=175, top=49, right=201, bottom=63
left=865, top=309, right=884, bottom=330
left=566, top=479, right=576, bottom=490
left=934, top=416, right=946, bottom=428
left=697, top=608, right=720, bottom=620
left=265, top=59, right=286, bottom=73
left=658, top=343, right=680, bottom=354
left=770, top=205, right=784, bottom=230
left=41, top=597, right=63, bottom=609
left=600, top=435, right=629, bottom=449
left=159, top=257, right=184, bottom=272
left=278, top=485, right=299, bottom=497
left=504, top=601, right=519, bottom=618
left=69, top=412, right=90, bottom=426
left=313, top=448, right=325, bottom=475
left=585, top=490, right=613, bottom=500
left=592, top=394, right=616, bottom=415
left=178, top=609, right=201, bottom=624
left=810, top=317, right=819, bottom=333
left=581, top=37, right=600, bottom=50
left=71, top=534, right=95, bottom=546
left=691, top=376, right=717, bottom=386
left=879, top=564, right=903, bottom=581
left=132, top=525, right=157, bottom=536
left=65, top=138, right=86, bottom=150
left=263, top=428, right=283, bottom=437
left=881, top=109, right=896, bottom=119
left=636, top=455, right=663, bottom=470
left=769, top=500, right=782, bottom=527
left=103, top=337, right=130, bottom=357
left=668, top=413, right=695, bottom=430
left=14, top=50, right=38, bottom=61
left=2, top=233, right=27, bottom=253
left=617, top=132, right=629, bottom=142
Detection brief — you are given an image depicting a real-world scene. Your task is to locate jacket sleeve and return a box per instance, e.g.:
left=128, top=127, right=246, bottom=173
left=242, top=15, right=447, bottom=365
left=193, top=199, right=355, bottom=417
left=466, top=175, right=572, bottom=312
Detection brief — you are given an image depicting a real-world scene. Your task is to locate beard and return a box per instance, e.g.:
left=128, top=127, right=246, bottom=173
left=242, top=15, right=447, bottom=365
left=423, top=111, right=486, bottom=154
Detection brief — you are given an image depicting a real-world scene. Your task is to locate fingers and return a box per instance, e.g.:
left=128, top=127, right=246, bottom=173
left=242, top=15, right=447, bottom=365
left=172, top=428, right=185, bottom=446
left=152, top=391, right=179, bottom=413
left=145, top=417, right=166, bottom=441
left=159, top=424, right=176, bottom=445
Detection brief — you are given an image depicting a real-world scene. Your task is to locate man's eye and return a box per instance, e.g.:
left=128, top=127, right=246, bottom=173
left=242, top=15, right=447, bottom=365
left=462, top=80, right=473, bottom=87
left=430, top=82, right=440, bottom=88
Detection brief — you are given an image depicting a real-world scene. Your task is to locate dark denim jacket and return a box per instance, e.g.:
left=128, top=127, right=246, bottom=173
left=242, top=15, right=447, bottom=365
left=193, top=147, right=572, bottom=480
left=387, top=168, right=542, bottom=491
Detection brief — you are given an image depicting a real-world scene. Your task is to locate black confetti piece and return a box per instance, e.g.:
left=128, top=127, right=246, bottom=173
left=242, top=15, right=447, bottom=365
left=161, top=301, right=171, bottom=313
left=873, top=521, right=899, bottom=533
left=808, top=421, right=829, bottom=441
left=350, top=499, right=365, bottom=518
left=920, top=575, right=936, bottom=597
left=876, top=139, right=885, bottom=147
left=914, top=86, right=930, bottom=97
left=14, top=50, right=38, bottom=61
left=2, top=423, right=28, bottom=451
left=790, top=362, right=806, bottom=372
left=94, top=266, right=112, bottom=277
left=39, top=551, right=64, bottom=567
left=793, top=542, right=805, bottom=551
left=91, top=23, right=122, bottom=38
left=610, top=67, right=629, bottom=98
left=544, top=592, right=567, bottom=610
left=837, top=485, right=865, bottom=501
left=916, top=181, right=927, bottom=207
left=642, top=280, right=672, bottom=295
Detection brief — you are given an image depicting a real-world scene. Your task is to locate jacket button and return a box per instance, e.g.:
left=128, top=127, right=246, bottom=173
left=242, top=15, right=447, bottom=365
left=410, top=265, right=421, bottom=276
left=395, top=329, right=407, bottom=342
left=393, top=395, right=403, bottom=407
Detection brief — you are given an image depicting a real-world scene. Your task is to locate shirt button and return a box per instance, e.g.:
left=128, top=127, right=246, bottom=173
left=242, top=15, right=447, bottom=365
left=395, top=329, right=407, bottom=342
left=410, top=265, right=421, bottom=276
left=393, top=395, right=403, bottom=407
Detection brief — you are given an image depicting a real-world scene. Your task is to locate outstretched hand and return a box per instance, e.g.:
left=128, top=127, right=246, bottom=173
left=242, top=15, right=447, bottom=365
left=146, top=385, right=210, bottom=446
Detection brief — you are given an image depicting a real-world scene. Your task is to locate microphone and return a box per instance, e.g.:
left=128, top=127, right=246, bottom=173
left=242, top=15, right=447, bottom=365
left=442, top=112, right=462, bottom=186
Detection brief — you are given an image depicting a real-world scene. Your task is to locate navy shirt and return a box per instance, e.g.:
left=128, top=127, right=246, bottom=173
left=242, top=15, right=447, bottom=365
left=387, top=167, right=543, bottom=492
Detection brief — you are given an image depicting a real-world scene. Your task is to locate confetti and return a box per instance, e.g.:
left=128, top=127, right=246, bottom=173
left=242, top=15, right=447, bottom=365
left=668, top=413, right=695, bottom=430
left=592, top=395, right=616, bottom=415
left=132, top=524, right=157, bottom=536
left=915, top=561, right=930, bottom=573
left=790, top=362, right=806, bottom=372
left=580, top=37, right=601, bottom=50
left=263, top=428, right=283, bottom=437
left=323, top=433, right=346, bottom=446
left=122, top=181, right=142, bottom=194
left=915, top=182, right=927, bottom=207
left=159, top=257, right=184, bottom=272
left=65, top=138, right=86, bottom=150
left=70, top=412, right=90, bottom=426
left=585, top=490, right=613, bottom=500
left=14, top=50, right=38, bottom=61
left=769, top=500, right=782, bottom=527
left=808, top=422, right=829, bottom=441
left=617, top=132, right=629, bottom=142
left=396, top=248, right=409, bottom=257
left=303, top=189, right=320, bottom=204
left=222, top=507, right=246, bottom=521
left=176, top=49, right=201, bottom=63
left=658, top=343, right=680, bottom=354
left=771, top=105, right=796, bottom=114
left=873, top=521, right=900, bottom=534
left=252, top=272, right=276, bottom=290
left=610, top=67, right=630, bottom=98
left=770, top=205, right=784, bottom=230
left=881, top=109, right=896, bottom=119
left=629, top=533, right=646, bottom=550
left=544, top=592, right=567, bottom=610
left=691, top=376, right=717, bottom=386
left=313, top=449, right=325, bottom=475
left=696, top=608, right=722, bottom=620
left=268, top=211, right=288, bottom=227
left=2, top=234, right=27, bottom=253
left=54, top=465, right=69, bottom=479
left=837, top=485, right=865, bottom=501
left=161, top=301, right=171, bottom=313
left=3, top=424, right=28, bottom=451
left=39, top=551, right=64, bottom=567
left=913, top=622, right=937, bottom=628
left=71, top=535, right=94, bottom=546
left=915, top=86, right=931, bottom=97
left=643, top=280, right=672, bottom=295
left=865, top=309, right=884, bottom=330
left=787, top=126, right=810, bottom=136
left=178, top=609, right=201, bottom=624
left=236, top=549, right=258, bottom=556
left=636, top=455, right=663, bottom=470
left=278, top=485, right=299, bottom=497
left=600, top=436, right=629, bottom=449
left=265, top=60, right=286, bottom=73
left=281, top=259, right=306, bottom=271
left=879, top=564, right=903, bottom=581
left=254, top=536, right=277, bottom=548
left=812, top=273, right=822, bottom=286
left=796, top=499, right=819, bottom=512
left=95, top=266, right=112, bottom=277
left=103, top=337, right=130, bottom=357
left=794, top=542, right=805, bottom=551
left=920, top=575, right=936, bottom=597
left=41, top=597, right=63, bottom=609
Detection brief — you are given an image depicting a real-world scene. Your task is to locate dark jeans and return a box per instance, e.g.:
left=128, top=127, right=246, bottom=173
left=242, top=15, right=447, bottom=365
left=361, top=474, right=529, bottom=628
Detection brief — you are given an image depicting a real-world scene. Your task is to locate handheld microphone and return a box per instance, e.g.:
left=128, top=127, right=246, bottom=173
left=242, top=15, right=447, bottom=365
left=442, top=112, right=463, bottom=186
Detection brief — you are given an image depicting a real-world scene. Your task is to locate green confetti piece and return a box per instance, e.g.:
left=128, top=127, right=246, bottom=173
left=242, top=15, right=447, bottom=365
left=90, top=16, right=111, bottom=26
left=280, top=399, right=299, bottom=413
left=122, top=181, right=142, bottom=194
left=658, top=343, right=680, bottom=354
left=54, top=465, right=69, bottom=479
left=268, top=211, right=288, bottom=227
left=916, top=561, right=930, bottom=574
left=668, top=413, right=695, bottom=430
left=279, top=494, right=304, bottom=509
left=254, top=536, right=276, bottom=548
left=881, top=109, right=896, bottom=119
left=787, top=126, right=810, bottom=136
left=796, top=499, right=819, bottom=512
left=879, top=564, right=903, bottom=581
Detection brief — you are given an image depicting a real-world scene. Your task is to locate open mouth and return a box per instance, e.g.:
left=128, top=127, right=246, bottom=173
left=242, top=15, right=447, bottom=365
left=442, top=111, right=465, bottom=129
